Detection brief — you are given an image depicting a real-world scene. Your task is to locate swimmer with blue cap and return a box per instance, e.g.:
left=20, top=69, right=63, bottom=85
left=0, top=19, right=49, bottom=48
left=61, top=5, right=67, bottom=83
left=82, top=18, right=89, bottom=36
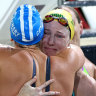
left=0, top=4, right=60, bottom=96
left=10, top=4, right=44, bottom=46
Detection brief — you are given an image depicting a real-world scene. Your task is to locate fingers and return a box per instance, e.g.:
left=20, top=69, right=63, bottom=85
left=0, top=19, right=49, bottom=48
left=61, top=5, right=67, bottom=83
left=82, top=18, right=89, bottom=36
left=26, top=76, right=37, bottom=85
left=38, top=79, right=54, bottom=90
left=41, top=91, right=60, bottom=96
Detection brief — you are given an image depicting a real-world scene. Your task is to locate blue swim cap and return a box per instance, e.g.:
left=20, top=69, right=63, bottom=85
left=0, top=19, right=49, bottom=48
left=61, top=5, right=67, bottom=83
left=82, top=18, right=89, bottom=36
left=10, top=4, right=44, bottom=45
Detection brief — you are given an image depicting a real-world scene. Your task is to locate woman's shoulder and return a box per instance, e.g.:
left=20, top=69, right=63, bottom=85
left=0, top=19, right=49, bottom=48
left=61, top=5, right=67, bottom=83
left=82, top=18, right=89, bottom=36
left=70, top=44, right=85, bottom=70
left=70, top=44, right=83, bottom=54
left=0, top=44, right=15, bottom=52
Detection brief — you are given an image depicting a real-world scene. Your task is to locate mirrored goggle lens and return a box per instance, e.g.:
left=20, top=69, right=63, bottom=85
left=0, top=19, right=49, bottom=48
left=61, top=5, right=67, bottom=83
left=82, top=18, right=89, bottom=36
left=59, top=18, right=71, bottom=32
left=44, top=15, right=69, bottom=27
left=59, top=18, right=68, bottom=26
left=43, top=15, right=54, bottom=22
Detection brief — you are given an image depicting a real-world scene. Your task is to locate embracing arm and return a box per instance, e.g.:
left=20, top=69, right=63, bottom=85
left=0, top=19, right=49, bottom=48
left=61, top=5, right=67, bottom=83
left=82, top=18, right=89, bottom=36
left=74, top=70, right=96, bottom=96
left=71, top=44, right=85, bottom=72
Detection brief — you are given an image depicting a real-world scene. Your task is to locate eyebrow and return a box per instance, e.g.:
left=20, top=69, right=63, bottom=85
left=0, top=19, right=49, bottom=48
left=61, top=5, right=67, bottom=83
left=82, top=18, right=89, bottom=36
left=56, top=31, right=64, bottom=34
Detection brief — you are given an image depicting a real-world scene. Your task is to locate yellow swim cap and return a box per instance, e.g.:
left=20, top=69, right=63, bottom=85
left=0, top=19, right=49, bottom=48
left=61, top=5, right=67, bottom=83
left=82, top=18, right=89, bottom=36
left=44, top=9, right=74, bottom=40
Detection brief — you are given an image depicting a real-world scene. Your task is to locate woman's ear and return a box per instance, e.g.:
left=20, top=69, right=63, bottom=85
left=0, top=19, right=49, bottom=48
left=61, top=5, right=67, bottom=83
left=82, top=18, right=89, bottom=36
left=80, top=21, right=83, bottom=35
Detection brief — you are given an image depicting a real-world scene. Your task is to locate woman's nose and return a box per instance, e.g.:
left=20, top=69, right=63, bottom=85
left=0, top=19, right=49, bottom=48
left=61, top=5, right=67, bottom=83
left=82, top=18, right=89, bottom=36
left=48, top=36, right=55, bottom=46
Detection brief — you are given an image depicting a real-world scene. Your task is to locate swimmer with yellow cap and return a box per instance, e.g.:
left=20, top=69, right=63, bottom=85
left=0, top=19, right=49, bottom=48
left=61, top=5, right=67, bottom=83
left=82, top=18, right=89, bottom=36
left=43, top=9, right=74, bottom=40
left=40, top=8, right=85, bottom=96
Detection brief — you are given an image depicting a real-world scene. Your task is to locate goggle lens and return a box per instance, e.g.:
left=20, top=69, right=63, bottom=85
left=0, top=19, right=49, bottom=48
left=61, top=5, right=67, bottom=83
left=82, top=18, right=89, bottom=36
left=44, top=15, right=54, bottom=22
left=59, top=18, right=68, bottom=26
left=44, top=15, right=68, bottom=26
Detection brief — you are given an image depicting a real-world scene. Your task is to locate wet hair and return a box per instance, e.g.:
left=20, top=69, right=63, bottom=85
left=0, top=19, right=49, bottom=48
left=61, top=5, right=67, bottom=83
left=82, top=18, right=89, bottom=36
left=54, top=5, right=81, bottom=23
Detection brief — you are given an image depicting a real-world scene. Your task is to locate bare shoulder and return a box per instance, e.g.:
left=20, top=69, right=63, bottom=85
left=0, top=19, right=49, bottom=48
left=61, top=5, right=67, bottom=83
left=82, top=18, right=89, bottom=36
left=69, top=44, right=85, bottom=71
left=0, top=44, right=14, bottom=51
left=0, top=44, right=14, bottom=47
left=70, top=44, right=82, bottom=51
left=70, top=44, right=84, bottom=56
left=0, top=44, right=15, bottom=55
left=0, top=44, right=34, bottom=65
left=0, top=44, right=31, bottom=59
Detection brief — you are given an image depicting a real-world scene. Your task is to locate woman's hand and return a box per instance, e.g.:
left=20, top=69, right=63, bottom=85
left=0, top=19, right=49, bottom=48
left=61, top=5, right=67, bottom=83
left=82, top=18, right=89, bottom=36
left=18, top=76, right=60, bottom=96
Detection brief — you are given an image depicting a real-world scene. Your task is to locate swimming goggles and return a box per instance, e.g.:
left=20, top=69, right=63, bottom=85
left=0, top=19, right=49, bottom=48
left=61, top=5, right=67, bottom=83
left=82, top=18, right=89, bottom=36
left=43, top=15, right=71, bottom=31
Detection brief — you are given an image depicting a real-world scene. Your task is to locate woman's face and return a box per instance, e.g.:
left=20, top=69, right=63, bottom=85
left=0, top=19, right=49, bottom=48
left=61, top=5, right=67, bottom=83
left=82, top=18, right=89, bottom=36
left=40, top=20, right=70, bottom=56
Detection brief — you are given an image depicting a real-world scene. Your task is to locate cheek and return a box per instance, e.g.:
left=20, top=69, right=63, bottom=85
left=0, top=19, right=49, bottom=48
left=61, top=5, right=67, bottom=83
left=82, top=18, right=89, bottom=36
left=56, top=39, right=67, bottom=50
left=41, top=36, right=48, bottom=46
left=43, top=34, right=49, bottom=40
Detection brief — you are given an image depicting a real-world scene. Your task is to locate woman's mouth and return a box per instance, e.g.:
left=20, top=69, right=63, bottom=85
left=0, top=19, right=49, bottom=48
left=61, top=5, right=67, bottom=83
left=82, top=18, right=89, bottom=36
left=44, top=47, right=57, bottom=52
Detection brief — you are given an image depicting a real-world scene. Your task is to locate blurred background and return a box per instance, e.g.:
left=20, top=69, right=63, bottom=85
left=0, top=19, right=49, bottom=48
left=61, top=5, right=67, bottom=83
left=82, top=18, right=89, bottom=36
left=0, top=0, right=96, bottom=64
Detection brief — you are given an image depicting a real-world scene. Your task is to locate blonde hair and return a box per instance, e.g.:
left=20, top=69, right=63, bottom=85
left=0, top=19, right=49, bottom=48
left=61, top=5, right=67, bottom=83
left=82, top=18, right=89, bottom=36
left=14, top=41, right=40, bottom=49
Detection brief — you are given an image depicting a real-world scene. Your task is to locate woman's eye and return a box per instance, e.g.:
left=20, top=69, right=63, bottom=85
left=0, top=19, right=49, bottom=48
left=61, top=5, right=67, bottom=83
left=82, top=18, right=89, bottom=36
left=56, top=34, right=64, bottom=38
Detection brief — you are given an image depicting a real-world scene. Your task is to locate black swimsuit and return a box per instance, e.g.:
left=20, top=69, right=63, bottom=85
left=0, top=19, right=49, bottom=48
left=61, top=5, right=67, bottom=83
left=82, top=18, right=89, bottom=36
left=32, top=57, right=51, bottom=92
left=32, top=57, right=74, bottom=96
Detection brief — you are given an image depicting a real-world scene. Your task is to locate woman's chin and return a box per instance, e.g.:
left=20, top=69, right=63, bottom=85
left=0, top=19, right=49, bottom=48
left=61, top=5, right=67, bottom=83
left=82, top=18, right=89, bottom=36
left=41, top=48, right=57, bottom=56
left=45, top=51, right=56, bottom=56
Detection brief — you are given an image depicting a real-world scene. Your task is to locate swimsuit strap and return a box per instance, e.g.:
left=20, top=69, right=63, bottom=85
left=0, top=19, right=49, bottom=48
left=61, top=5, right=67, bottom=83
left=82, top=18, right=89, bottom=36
left=31, top=59, right=36, bottom=87
left=72, top=91, right=75, bottom=96
left=82, top=66, right=89, bottom=75
left=45, top=57, right=76, bottom=96
left=45, top=57, right=51, bottom=92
